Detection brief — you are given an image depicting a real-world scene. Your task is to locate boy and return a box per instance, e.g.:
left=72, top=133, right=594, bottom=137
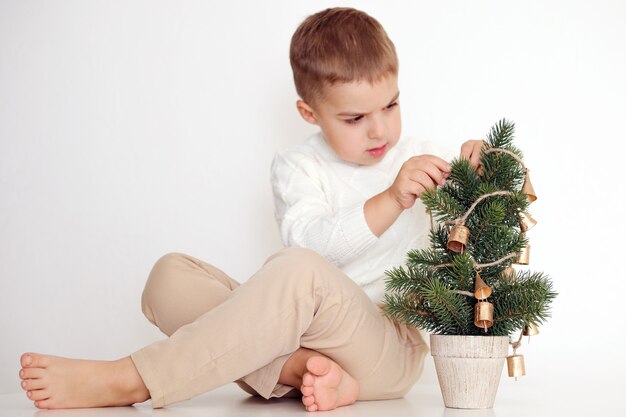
left=18, top=7, right=482, bottom=412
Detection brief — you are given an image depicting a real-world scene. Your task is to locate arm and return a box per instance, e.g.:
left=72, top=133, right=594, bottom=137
left=364, top=139, right=481, bottom=237
left=364, top=155, right=452, bottom=237
left=271, top=152, right=378, bottom=267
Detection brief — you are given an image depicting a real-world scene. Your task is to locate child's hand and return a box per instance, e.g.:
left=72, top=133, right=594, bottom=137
left=460, top=140, right=484, bottom=168
left=388, top=155, right=452, bottom=209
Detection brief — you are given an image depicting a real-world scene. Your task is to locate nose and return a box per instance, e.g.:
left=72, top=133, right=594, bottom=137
left=367, top=115, right=386, bottom=141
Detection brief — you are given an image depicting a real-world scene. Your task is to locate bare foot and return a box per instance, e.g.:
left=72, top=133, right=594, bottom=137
left=18, top=352, right=150, bottom=409
left=300, top=356, right=359, bottom=412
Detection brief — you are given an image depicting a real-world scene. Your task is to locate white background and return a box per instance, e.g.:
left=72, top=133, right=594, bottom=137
left=1, top=0, right=625, bottom=398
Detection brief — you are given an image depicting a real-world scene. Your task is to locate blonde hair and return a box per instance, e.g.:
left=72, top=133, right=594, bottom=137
left=290, top=7, right=398, bottom=104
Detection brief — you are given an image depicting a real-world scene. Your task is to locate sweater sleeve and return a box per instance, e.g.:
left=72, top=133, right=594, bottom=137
left=270, top=151, right=378, bottom=268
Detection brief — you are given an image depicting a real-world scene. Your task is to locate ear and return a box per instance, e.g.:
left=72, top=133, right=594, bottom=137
left=296, top=100, right=319, bottom=125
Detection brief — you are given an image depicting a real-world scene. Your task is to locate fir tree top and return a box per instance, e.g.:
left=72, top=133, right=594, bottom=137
left=383, top=119, right=557, bottom=336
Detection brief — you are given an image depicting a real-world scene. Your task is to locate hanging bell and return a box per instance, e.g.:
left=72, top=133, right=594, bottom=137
left=474, top=272, right=492, bottom=300
left=515, top=243, right=530, bottom=265
left=447, top=225, right=470, bottom=253
left=502, top=266, right=516, bottom=281
left=507, top=354, right=526, bottom=380
left=523, top=324, right=540, bottom=344
left=474, top=301, right=494, bottom=332
left=519, top=211, right=537, bottom=233
left=522, top=171, right=537, bottom=202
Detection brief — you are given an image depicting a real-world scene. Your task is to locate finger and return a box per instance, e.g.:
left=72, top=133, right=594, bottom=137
left=410, top=171, right=437, bottom=192
left=404, top=160, right=447, bottom=186
left=460, top=140, right=483, bottom=168
left=460, top=141, right=474, bottom=159
left=425, top=155, right=453, bottom=173
left=413, top=183, right=427, bottom=199
left=394, top=182, right=422, bottom=208
left=420, top=162, right=448, bottom=186
left=405, top=158, right=451, bottom=185
left=469, top=142, right=483, bottom=167
left=409, top=155, right=451, bottom=173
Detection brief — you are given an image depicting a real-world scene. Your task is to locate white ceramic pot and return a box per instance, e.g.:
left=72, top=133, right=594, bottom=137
left=430, top=334, right=509, bottom=409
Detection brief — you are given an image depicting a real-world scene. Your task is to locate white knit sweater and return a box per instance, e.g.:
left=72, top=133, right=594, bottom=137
left=271, top=132, right=455, bottom=304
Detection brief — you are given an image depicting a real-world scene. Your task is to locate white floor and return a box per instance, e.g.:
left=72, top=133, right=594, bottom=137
left=0, top=377, right=620, bottom=417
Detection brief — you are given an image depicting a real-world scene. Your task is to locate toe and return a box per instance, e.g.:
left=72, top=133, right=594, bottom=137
left=301, top=385, right=314, bottom=396
left=20, top=353, right=33, bottom=367
left=302, top=372, right=315, bottom=386
left=28, top=389, right=50, bottom=402
left=22, top=379, right=46, bottom=391
left=20, top=367, right=45, bottom=380
left=35, top=398, right=53, bottom=409
left=302, top=395, right=315, bottom=406
left=306, top=356, right=331, bottom=377
left=21, top=353, right=48, bottom=368
left=306, top=404, right=318, bottom=412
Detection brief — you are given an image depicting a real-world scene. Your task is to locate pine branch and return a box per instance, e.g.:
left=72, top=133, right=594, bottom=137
left=490, top=271, right=558, bottom=335
left=422, top=188, right=464, bottom=221
left=422, top=276, right=473, bottom=334
left=448, top=158, right=483, bottom=203
left=485, top=118, right=517, bottom=149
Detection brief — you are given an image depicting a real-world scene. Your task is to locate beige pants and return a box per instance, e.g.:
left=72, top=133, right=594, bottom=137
left=130, top=248, right=428, bottom=408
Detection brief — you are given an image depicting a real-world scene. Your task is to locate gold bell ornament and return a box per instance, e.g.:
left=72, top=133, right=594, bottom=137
left=474, top=271, right=492, bottom=300
left=502, top=266, right=516, bottom=281
left=507, top=353, right=526, bottom=380
left=474, top=301, right=494, bottom=332
left=515, top=243, right=530, bottom=265
left=522, top=170, right=537, bottom=202
left=447, top=225, right=470, bottom=253
left=519, top=211, right=537, bottom=233
left=523, top=323, right=540, bottom=343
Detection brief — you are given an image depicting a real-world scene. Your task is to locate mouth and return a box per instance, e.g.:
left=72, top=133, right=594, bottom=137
left=367, top=144, right=387, bottom=158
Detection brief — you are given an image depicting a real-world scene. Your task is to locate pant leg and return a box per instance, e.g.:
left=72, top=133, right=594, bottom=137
left=130, top=248, right=428, bottom=408
left=140, top=252, right=241, bottom=336
left=138, top=252, right=292, bottom=398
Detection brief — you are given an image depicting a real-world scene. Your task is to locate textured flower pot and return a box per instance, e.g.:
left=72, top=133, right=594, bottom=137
left=430, top=335, right=509, bottom=409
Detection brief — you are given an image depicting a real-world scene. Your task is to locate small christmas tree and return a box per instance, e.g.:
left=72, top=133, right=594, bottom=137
left=383, top=119, right=557, bottom=342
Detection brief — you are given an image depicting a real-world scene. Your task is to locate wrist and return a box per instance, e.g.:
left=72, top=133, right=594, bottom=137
left=364, top=189, right=404, bottom=237
left=385, top=188, right=406, bottom=212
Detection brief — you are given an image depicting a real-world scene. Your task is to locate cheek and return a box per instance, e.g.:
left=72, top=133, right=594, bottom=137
left=386, top=112, right=402, bottom=145
left=393, top=111, right=402, bottom=134
left=323, top=124, right=355, bottom=154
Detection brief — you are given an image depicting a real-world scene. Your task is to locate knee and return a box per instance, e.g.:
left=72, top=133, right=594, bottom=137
left=140, top=252, right=187, bottom=321
left=261, top=247, right=356, bottom=292
left=145, top=252, right=187, bottom=290
left=266, top=247, right=328, bottom=270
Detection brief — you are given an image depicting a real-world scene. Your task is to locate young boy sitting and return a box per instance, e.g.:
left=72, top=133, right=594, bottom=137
left=18, top=7, right=482, bottom=412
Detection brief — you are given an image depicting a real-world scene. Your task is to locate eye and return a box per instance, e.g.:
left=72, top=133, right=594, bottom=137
left=385, top=101, right=398, bottom=110
left=345, top=115, right=364, bottom=125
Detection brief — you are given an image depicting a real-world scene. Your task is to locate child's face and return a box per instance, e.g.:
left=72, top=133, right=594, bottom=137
left=297, top=74, right=401, bottom=165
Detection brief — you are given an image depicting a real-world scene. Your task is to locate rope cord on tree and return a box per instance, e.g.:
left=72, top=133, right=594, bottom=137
left=436, top=252, right=519, bottom=298
left=457, top=191, right=514, bottom=225
left=484, top=148, right=527, bottom=172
